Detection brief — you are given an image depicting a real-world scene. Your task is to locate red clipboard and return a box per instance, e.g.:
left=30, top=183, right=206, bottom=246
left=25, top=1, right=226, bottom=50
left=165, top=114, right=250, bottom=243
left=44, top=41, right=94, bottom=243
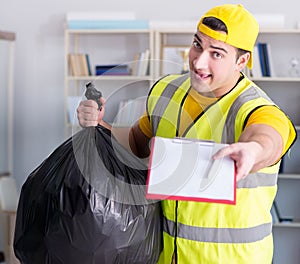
left=146, top=137, right=236, bottom=204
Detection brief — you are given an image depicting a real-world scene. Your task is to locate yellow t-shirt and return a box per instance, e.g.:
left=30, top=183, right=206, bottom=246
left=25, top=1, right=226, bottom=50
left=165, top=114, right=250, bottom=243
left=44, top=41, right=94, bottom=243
left=138, top=88, right=293, bottom=155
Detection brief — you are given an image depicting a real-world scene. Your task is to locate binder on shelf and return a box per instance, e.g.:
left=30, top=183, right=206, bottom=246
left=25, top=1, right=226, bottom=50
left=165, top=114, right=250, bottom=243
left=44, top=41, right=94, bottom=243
left=146, top=137, right=236, bottom=204
left=256, top=42, right=275, bottom=77
left=262, top=43, right=271, bottom=76
left=257, top=43, right=268, bottom=76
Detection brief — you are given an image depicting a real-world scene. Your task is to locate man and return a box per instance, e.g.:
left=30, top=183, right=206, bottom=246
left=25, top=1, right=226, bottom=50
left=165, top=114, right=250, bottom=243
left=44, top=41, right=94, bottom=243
left=77, top=4, right=296, bottom=263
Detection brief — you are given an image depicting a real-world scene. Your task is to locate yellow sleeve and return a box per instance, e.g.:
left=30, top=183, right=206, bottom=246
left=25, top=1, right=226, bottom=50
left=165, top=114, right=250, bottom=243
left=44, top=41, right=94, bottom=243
left=245, top=105, right=296, bottom=155
left=138, top=111, right=153, bottom=138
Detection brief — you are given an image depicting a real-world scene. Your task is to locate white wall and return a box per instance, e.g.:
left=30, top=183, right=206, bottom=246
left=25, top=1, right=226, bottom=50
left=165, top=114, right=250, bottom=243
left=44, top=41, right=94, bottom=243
left=1, top=0, right=300, bottom=190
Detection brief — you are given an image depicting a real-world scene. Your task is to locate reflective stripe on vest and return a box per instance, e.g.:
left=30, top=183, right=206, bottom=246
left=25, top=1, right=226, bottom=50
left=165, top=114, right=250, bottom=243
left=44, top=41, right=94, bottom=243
left=163, top=215, right=272, bottom=243
left=237, top=172, right=277, bottom=188
left=220, top=86, right=278, bottom=188
left=222, top=86, right=272, bottom=144
left=151, top=74, right=189, bottom=135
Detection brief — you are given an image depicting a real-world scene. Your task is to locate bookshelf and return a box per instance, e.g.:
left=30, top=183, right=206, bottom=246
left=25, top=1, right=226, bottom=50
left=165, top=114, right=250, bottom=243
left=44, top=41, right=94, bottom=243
left=249, top=30, right=300, bottom=264
left=64, top=28, right=155, bottom=136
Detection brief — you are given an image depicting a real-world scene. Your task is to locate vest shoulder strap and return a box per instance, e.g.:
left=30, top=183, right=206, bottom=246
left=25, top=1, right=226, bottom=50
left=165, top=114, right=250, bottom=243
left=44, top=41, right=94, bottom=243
left=149, top=74, right=189, bottom=135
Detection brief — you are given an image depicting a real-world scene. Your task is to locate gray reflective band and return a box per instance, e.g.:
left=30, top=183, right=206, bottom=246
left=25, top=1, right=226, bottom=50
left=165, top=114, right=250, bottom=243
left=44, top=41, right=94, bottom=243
left=222, top=86, right=272, bottom=144
left=220, top=86, right=278, bottom=188
left=163, top=216, right=272, bottom=244
left=163, top=214, right=176, bottom=235
left=237, top=172, right=278, bottom=188
left=151, top=74, right=189, bottom=135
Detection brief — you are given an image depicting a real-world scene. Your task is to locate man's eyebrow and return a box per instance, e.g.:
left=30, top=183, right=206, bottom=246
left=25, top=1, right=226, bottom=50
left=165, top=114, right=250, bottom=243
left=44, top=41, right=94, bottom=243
left=194, top=33, right=228, bottom=54
left=211, top=45, right=228, bottom=53
left=194, top=34, right=202, bottom=43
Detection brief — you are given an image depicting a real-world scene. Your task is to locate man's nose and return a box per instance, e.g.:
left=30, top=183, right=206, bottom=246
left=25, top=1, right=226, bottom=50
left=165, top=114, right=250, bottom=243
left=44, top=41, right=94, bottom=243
left=193, top=51, right=209, bottom=69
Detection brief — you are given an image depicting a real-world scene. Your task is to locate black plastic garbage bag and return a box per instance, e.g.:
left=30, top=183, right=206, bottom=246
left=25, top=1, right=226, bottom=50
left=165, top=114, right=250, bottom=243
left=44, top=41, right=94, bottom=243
left=14, top=125, right=162, bottom=264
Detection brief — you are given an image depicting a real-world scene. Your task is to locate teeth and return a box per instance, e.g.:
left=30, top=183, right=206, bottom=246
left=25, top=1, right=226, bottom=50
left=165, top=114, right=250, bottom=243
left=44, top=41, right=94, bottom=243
left=192, top=71, right=211, bottom=80
left=200, top=73, right=209, bottom=79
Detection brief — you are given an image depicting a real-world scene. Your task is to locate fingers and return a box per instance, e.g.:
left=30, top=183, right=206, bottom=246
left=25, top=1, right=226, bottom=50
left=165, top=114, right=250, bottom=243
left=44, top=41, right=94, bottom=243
left=99, top=97, right=106, bottom=107
left=234, top=160, right=252, bottom=181
left=212, top=145, right=231, bottom=159
left=212, top=143, right=255, bottom=182
left=77, top=99, right=104, bottom=127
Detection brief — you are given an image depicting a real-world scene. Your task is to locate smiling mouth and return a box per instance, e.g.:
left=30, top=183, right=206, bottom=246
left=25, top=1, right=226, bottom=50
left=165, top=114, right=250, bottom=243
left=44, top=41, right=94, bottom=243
left=193, top=71, right=212, bottom=81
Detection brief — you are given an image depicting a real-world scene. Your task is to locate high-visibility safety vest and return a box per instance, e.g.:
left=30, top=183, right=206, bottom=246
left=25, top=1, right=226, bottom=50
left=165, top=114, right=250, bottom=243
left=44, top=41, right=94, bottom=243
left=146, top=73, right=295, bottom=264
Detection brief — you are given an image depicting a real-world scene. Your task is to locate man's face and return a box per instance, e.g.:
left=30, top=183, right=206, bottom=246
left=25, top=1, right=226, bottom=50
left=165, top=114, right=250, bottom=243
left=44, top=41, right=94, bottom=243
left=189, top=31, right=247, bottom=98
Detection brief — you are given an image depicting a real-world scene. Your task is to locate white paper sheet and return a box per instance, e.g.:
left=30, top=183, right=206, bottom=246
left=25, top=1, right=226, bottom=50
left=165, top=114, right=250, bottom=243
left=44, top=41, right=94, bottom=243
left=146, top=137, right=236, bottom=204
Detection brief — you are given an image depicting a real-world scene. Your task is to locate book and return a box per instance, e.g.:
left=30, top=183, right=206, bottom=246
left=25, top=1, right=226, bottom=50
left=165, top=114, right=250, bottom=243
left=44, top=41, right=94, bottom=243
left=257, top=43, right=268, bottom=76
left=256, top=42, right=275, bottom=77
left=95, top=64, right=130, bottom=76
left=138, top=49, right=150, bottom=76
left=79, top=54, right=89, bottom=76
left=262, top=43, right=271, bottom=76
left=68, top=53, right=89, bottom=76
left=266, top=43, right=276, bottom=77
left=68, top=54, right=81, bottom=76
left=146, top=137, right=236, bottom=204
left=251, top=45, right=262, bottom=78
left=131, top=49, right=150, bottom=76
left=85, top=54, right=92, bottom=75
left=131, top=52, right=140, bottom=75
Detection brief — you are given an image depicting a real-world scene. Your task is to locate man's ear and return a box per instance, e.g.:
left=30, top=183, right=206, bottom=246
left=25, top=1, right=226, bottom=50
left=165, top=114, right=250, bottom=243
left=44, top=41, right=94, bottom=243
left=236, top=52, right=250, bottom=71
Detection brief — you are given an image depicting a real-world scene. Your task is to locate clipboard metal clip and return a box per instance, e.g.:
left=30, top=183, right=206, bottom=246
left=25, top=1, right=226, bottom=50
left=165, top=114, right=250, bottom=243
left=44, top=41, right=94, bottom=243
left=172, top=137, right=215, bottom=146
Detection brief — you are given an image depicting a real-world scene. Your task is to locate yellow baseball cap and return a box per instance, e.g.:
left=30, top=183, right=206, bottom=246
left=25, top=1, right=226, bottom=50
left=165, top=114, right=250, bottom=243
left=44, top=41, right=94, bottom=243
left=197, top=4, right=259, bottom=69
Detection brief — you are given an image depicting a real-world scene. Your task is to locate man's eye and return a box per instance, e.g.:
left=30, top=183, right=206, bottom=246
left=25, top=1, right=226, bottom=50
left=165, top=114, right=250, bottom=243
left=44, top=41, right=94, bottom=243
left=192, top=41, right=201, bottom=49
left=213, top=52, right=223, bottom=59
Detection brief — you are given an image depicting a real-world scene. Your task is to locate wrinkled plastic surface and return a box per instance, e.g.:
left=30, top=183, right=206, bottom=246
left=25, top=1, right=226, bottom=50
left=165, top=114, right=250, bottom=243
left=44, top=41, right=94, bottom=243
left=14, top=125, right=162, bottom=264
